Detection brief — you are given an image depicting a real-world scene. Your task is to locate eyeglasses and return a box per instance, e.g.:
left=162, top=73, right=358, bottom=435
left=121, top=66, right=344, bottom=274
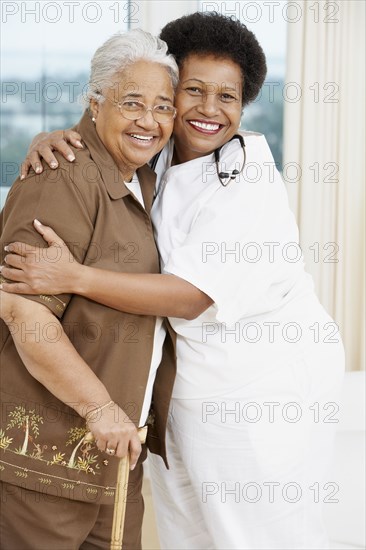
left=102, top=96, right=177, bottom=124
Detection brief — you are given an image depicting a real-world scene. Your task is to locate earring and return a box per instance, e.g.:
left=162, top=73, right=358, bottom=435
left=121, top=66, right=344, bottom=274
left=92, top=117, right=96, bottom=123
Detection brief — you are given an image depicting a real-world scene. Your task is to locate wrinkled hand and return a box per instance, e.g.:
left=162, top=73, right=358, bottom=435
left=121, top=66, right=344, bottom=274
left=0, top=220, right=79, bottom=295
left=20, top=129, right=83, bottom=179
left=87, top=403, right=142, bottom=470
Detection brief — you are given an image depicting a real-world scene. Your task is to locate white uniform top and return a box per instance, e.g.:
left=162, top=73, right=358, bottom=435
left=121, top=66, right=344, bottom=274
left=151, top=134, right=333, bottom=399
left=124, top=174, right=166, bottom=425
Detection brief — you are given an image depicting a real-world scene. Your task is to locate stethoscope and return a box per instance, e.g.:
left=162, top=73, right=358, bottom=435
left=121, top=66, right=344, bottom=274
left=214, top=133, right=246, bottom=187
left=151, top=133, right=246, bottom=192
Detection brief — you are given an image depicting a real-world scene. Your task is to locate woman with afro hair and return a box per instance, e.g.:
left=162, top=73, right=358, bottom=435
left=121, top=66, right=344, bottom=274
left=6, top=11, right=344, bottom=550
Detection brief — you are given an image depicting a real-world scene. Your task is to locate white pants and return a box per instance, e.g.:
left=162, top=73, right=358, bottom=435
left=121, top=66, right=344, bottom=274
left=149, top=355, right=344, bottom=549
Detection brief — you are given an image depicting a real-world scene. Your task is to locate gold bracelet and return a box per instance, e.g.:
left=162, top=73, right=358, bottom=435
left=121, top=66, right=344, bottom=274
left=85, top=400, right=114, bottom=423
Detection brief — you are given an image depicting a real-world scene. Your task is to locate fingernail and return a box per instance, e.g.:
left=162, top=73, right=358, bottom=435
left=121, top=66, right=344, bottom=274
left=67, top=155, right=75, bottom=162
left=4, top=246, right=9, bottom=252
left=34, top=219, right=42, bottom=227
left=76, top=141, right=83, bottom=148
left=130, top=464, right=136, bottom=471
left=50, top=162, right=58, bottom=169
left=0, top=284, right=3, bottom=290
left=35, top=167, right=42, bottom=173
left=20, top=175, right=25, bottom=180
left=0, top=266, right=3, bottom=272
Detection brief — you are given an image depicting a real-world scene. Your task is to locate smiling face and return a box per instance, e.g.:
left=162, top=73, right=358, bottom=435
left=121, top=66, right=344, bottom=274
left=172, top=54, right=243, bottom=164
left=90, top=60, right=175, bottom=181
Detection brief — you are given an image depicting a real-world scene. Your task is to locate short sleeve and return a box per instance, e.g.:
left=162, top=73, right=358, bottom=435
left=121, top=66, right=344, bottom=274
left=0, top=167, right=96, bottom=318
left=163, top=136, right=303, bottom=325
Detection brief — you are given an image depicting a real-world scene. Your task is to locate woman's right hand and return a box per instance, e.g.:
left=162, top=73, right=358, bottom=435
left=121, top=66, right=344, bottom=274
left=87, top=402, right=142, bottom=470
left=20, top=129, right=83, bottom=180
left=1, top=220, right=80, bottom=295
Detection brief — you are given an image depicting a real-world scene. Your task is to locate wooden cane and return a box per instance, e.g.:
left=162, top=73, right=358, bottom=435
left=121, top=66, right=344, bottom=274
left=110, top=426, right=148, bottom=550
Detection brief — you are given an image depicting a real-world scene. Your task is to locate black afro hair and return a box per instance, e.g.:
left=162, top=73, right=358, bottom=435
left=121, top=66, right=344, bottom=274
left=160, top=11, right=267, bottom=106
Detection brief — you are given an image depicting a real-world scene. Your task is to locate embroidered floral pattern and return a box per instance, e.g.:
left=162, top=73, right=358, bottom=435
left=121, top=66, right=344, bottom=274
left=65, top=427, right=100, bottom=473
left=50, top=452, right=66, bottom=465
left=0, top=429, right=13, bottom=450
left=6, top=406, right=43, bottom=456
left=3, top=405, right=105, bottom=476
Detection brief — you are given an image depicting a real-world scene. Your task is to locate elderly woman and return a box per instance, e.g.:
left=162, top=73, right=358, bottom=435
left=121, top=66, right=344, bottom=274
left=2, top=12, right=345, bottom=550
left=0, top=29, right=180, bottom=550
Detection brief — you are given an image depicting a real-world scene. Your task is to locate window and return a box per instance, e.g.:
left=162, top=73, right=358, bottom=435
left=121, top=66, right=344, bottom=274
left=1, top=0, right=131, bottom=200
left=1, top=1, right=287, bottom=204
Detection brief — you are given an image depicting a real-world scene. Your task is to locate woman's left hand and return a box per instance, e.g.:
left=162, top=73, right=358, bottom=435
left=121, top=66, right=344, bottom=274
left=0, top=220, right=80, bottom=295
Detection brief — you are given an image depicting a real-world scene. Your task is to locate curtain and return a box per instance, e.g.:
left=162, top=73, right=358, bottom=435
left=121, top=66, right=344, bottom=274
left=132, top=0, right=199, bottom=35
left=284, top=0, right=365, bottom=371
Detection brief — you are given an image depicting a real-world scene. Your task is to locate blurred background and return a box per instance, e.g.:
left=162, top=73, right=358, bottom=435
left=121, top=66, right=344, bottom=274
left=1, top=0, right=286, bottom=186
left=1, top=1, right=365, bottom=548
